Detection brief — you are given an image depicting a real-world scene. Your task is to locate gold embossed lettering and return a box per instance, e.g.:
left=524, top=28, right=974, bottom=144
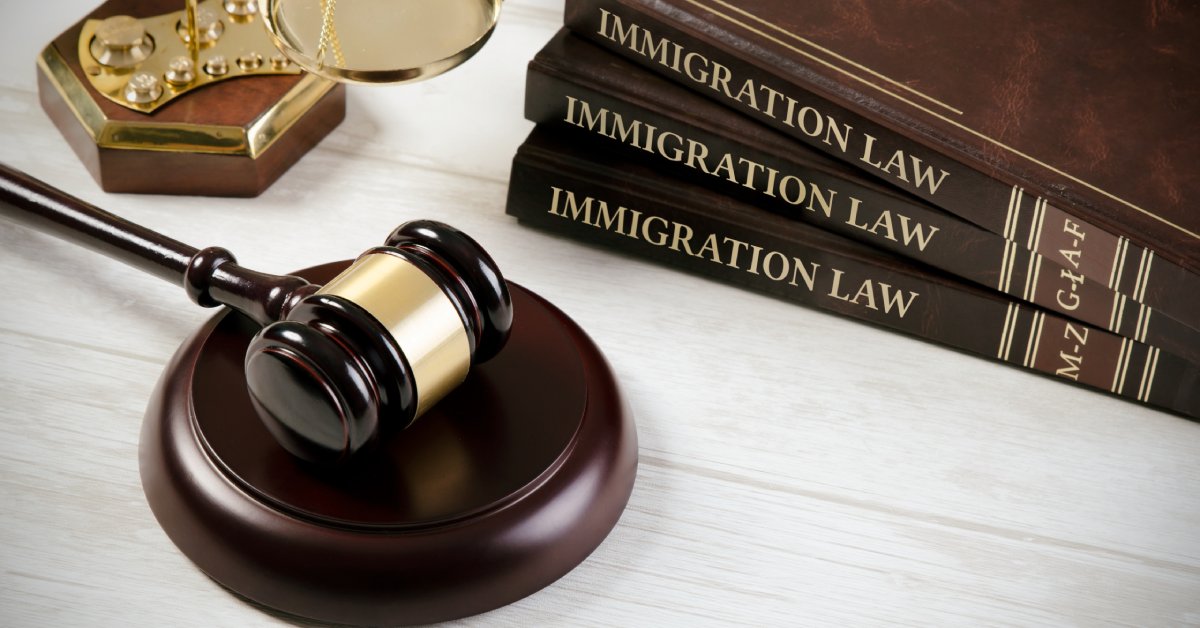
left=897, top=215, right=939, bottom=251
left=734, top=78, right=759, bottom=110
left=696, top=233, right=722, bottom=263
left=723, top=236, right=749, bottom=269
left=910, top=155, right=949, bottom=195
left=656, top=131, right=684, bottom=161
left=685, top=139, right=712, bottom=174
left=683, top=52, right=709, bottom=83
left=1054, top=323, right=1089, bottom=381
left=1063, top=219, right=1086, bottom=241
left=669, top=221, right=696, bottom=254
left=1055, top=351, right=1083, bottom=380
left=642, top=215, right=670, bottom=246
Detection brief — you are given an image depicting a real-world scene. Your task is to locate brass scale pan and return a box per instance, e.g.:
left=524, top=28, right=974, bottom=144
left=262, top=0, right=502, bottom=84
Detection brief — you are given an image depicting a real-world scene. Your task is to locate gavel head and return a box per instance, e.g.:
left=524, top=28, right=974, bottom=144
left=243, top=221, right=513, bottom=464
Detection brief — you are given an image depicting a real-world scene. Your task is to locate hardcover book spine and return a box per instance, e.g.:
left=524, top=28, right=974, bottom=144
left=524, top=49, right=1200, bottom=365
left=562, top=0, right=1200, bottom=333
left=507, top=136, right=1200, bottom=419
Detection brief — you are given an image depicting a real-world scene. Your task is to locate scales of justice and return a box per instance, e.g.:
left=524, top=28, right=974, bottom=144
left=39, top=0, right=506, bottom=195
left=9, top=0, right=638, bottom=624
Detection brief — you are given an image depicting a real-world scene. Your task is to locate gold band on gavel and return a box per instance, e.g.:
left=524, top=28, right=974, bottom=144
left=316, top=251, right=471, bottom=417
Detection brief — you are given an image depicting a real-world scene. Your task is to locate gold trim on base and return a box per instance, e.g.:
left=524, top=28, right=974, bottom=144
left=37, top=43, right=335, bottom=158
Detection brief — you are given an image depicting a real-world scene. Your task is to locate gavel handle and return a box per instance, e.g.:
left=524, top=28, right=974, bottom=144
left=0, top=163, right=197, bottom=284
left=0, top=164, right=315, bottom=324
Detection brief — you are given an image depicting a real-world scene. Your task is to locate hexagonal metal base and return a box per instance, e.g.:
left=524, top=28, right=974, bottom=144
left=37, top=0, right=345, bottom=197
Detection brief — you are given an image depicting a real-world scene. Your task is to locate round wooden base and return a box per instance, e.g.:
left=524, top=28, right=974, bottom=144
left=139, top=263, right=637, bottom=625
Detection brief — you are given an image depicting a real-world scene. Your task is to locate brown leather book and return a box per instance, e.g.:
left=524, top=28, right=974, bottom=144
left=564, top=0, right=1200, bottom=334
left=525, top=30, right=1200, bottom=365
left=507, top=126, right=1200, bottom=419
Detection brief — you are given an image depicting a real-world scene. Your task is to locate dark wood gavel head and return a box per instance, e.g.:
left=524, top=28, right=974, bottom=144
left=242, top=220, right=513, bottom=464
left=0, top=164, right=511, bottom=464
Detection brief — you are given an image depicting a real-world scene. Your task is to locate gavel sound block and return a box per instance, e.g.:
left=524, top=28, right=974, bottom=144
left=0, top=166, right=638, bottom=625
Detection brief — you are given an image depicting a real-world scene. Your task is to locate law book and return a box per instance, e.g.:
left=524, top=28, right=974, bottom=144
left=524, top=31, right=1200, bottom=366
left=507, top=127, right=1200, bottom=419
left=562, top=0, right=1200, bottom=334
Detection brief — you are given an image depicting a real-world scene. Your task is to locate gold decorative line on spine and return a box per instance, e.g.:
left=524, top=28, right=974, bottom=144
left=1111, top=238, right=1129, bottom=293
left=696, top=0, right=964, bottom=115
left=1029, top=313, right=1044, bottom=367
left=1137, top=348, right=1156, bottom=403
left=1030, top=255, right=1043, bottom=301
left=998, top=240, right=1018, bottom=293
left=684, top=0, right=1200, bottom=241
left=1002, top=243, right=1018, bottom=294
left=1110, top=338, right=1130, bottom=393
left=1022, top=312, right=1044, bottom=367
left=1022, top=253, right=1042, bottom=302
left=1136, top=346, right=1158, bottom=402
left=1022, top=252, right=1036, bottom=300
left=1132, top=248, right=1149, bottom=305
left=1002, top=185, right=1018, bottom=240
left=1011, top=188, right=1025, bottom=240
left=1137, top=252, right=1154, bottom=302
left=1032, top=198, right=1047, bottom=253
left=997, top=241, right=1012, bottom=291
left=1015, top=189, right=1025, bottom=238
left=1116, top=340, right=1135, bottom=396
left=1025, top=196, right=1038, bottom=248
left=1026, top=197, right=1045, bottom=251
left=1144, top=348, right=1157, bottom=401
left=1136, top=306, right=1152, bottom=344
left=1107, top=237, right=1125, bottom=289
left=1033, top=255, right=1043, bottom=299
left=1002, top=304, right=1020, bottom=361
left=1022, top=312, right=1037, bottom=367
left=1108, top=291, right=1125, bottom=331
left=998, top=302, right=1016, bottom=359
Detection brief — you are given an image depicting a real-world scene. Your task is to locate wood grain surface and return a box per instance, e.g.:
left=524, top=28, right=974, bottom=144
left=0, top=1, right=1198, bottom=626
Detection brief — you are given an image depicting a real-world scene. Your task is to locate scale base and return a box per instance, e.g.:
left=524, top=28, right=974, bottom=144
left=140, top=262, right=637, bottom=625
left=37, top=0, right=344, bottom=197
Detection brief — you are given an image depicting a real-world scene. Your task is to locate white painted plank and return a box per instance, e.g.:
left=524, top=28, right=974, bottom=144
left=0, top=1, right=1197, bottom=626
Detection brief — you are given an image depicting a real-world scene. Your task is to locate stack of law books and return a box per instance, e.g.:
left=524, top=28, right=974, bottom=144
left=505, top=0, right=1200, bottom=418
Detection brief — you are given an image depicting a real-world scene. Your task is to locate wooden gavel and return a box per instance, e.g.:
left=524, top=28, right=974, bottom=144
left=0, top=164, right=513, bottom=464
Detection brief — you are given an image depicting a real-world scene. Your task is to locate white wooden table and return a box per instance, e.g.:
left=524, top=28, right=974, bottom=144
left=1, top=1, right=1198, bottom=625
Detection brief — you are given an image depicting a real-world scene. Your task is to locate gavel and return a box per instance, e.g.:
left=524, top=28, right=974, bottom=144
left=0, top=164, right=513, bottom=464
